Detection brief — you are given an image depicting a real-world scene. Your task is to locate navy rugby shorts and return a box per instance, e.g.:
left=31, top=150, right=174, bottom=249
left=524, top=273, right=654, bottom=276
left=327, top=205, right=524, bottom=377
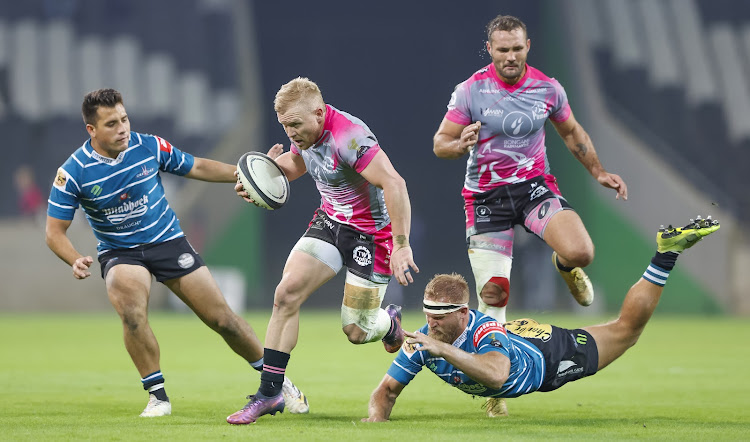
left=505, top=318, right=598, bottom=392
left=98, top=236, right=205, bottom=282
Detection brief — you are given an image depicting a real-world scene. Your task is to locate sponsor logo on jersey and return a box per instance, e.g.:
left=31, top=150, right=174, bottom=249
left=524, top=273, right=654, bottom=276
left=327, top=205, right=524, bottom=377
left=177, top=253, right=195, bottom=269
left=356, top=144, right=372, bottom=159
left=478, top=88, right=502, bottom=94
left=352, top=245, right=372, bottom=267
left=472, top=321, right=507, bottom=347
left=523, top=87, right=548, bottom=94
left=456, top=383, right=488, bottom=394
left=502, top=112, right=533, bottom=139
left=481, top=108, right=504, bottom=117
left=103, top=194, right=149, bottom=225
left=119, top=193, right=129, bottom=200
left=503, top=138, right=531, bottom=149
left=54, top=169, right=67, bottom=188
left=503, top=139, right=531, bottom=149
left=348, top=139, right=359, bottom=151
left=91, top=185, right=103, bottom=196
left=557, top=360, right=583, bottom=377
left=531, top=101, right=548, bottom=120
left=136, top=165, right=155, bottom=178
left=156, top=136, right=173, bottom=154
left=505, top=318, right=552, bottom=342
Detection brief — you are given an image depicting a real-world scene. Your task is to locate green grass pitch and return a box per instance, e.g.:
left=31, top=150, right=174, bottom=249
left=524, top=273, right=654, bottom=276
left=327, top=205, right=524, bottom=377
left=1, top=311, right=749, bottom=441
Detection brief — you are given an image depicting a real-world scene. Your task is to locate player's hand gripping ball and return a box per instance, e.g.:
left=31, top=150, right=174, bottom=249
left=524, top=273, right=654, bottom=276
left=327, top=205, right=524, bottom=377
left=236, top=151, right=290, bottom=210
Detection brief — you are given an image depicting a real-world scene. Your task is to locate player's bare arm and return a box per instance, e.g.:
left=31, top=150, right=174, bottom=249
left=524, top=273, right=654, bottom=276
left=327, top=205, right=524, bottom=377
left=45, top=216, right=93, bottom=280
left=551, top=112, right=628, bottom=200
left=433, top=118, right=481, bottom=159
left=186, top=157, right=238, bottom=183
left=405, top=330, right=510, bottom=389
left=362, top=374, right=405, bottom=422
left=360, top=150, right=420, bottom=286
left=273, top=149, right=308, bottom=182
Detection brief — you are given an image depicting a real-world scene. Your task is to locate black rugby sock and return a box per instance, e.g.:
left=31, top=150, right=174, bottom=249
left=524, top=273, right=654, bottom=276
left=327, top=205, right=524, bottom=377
left=258, top=348, right=289, bottom=397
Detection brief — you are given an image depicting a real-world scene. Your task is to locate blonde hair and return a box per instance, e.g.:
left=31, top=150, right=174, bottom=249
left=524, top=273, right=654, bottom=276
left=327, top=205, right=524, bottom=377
left=274, top=77, right=325, bottom=114
left=424, top=273, right=470, bottom=304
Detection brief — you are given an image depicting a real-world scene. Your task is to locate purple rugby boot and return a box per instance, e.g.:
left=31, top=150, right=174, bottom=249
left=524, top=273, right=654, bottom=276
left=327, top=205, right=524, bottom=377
left=226, top=393, right=285, bottom=425
left=382, top=304, right=404, bottom=353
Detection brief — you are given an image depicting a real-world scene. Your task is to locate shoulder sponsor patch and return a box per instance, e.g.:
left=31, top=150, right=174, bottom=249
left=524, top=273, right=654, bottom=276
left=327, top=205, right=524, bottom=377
left=54, top=168, right=68, bottom=189
left=472, top=321, right=507, bottom=347
left=156, top=136, right=173, bottom=154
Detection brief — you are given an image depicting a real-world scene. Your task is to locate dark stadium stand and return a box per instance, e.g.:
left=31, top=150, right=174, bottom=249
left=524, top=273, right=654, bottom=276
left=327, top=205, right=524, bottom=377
left=0, top=0, right=239, bottom=218
left=586, top=0, right=750, bottom=221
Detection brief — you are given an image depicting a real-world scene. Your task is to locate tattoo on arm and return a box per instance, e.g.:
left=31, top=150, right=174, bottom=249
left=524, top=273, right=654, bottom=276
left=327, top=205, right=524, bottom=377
left=574, top=143, right=588, bottom=159
left=394, top=235, right=409, bottom=250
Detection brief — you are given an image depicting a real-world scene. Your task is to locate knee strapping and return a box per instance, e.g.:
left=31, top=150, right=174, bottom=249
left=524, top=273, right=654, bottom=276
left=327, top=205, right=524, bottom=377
left=340, top=271, right=390, bottom=342
left=469, top=248, right=512, bottom=306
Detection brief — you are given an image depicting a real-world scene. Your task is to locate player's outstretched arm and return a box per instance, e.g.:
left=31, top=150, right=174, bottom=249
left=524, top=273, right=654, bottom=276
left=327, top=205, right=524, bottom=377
left=186, top=157, right=237, bottom=183
left=433, top=118, right=479, bottom=159
left=551, top=112, right=628, bottom=200
left=45, top=216, right=93, bottom=280
left=362, top=374, right=405, bottom=422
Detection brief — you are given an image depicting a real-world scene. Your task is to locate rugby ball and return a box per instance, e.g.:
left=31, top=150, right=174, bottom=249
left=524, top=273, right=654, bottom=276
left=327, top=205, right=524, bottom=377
left=236, top=152, right=290, bottom=210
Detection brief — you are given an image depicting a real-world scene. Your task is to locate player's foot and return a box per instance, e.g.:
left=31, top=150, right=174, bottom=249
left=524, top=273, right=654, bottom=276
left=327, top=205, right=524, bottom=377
left=382, top=304, right=404, bottom=353
left=282, top=376, right=309, bottom=414
left=226, top=393, right=285, bottom=425
left=657, top=215, right=720, bottom=253
left=481, top=397, right=508, bottom=417
left=139, top=394, right=171, bottom=417
left=552, top=251, right=594, bottom=307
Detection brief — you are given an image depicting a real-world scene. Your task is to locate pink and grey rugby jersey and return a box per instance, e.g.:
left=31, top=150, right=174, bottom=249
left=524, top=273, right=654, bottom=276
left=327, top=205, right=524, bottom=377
left=444, top=63, right=571, bottom=195
left=290, top=105, right=388, bottom=234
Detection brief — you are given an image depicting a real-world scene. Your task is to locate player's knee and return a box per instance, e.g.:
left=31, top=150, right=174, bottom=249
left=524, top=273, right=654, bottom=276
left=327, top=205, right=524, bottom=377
left=480, top=277, right=509, bottom=307
left=273, top=283, right=305, bottom=314
left=118, top=308, right=148, bottom=333
left=560, top=245, right=594, bottom=268
left=480, top=285, right=508, bottom=307
left=342, top=324, right=367, bottom=344
left=206, top=311, right=242, bottom=337
left=614, top=318, right=644, bottom=349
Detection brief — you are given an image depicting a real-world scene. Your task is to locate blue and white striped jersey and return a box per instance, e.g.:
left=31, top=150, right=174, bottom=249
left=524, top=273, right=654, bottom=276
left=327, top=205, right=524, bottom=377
left=386, top=310, right=546, bottom=398
left=47, top=132, right=195, bottom=254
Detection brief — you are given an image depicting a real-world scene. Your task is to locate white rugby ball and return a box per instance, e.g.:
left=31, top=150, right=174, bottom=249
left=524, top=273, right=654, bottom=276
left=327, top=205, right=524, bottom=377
left=236, top=152, right=290, bottom=210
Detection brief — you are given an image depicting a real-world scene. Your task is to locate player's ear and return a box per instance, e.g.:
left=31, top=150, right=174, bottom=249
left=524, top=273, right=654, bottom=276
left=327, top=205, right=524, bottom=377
left=85, top=123, right=96, bottom=138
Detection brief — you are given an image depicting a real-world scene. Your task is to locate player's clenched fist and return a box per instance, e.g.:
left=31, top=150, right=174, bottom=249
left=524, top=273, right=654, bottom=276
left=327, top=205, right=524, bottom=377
left=458, top=121, right=481, bottom=154
left=72, top=256, right=93, bottom=279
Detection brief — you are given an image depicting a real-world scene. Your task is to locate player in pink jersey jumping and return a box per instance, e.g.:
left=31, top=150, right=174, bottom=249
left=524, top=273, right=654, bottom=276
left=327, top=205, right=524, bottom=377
left=228, top=77, right=419, bottom=425
left=433, top=15, right=627, bottom=417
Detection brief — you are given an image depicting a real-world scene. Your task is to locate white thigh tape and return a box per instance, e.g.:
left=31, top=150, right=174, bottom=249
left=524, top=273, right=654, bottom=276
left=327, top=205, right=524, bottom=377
left=291, top=237, right=343, bottom=273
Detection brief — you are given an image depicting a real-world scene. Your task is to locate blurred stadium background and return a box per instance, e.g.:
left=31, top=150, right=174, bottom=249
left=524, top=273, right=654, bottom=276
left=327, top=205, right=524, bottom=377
left=1, top=0, right=747, bottom=315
